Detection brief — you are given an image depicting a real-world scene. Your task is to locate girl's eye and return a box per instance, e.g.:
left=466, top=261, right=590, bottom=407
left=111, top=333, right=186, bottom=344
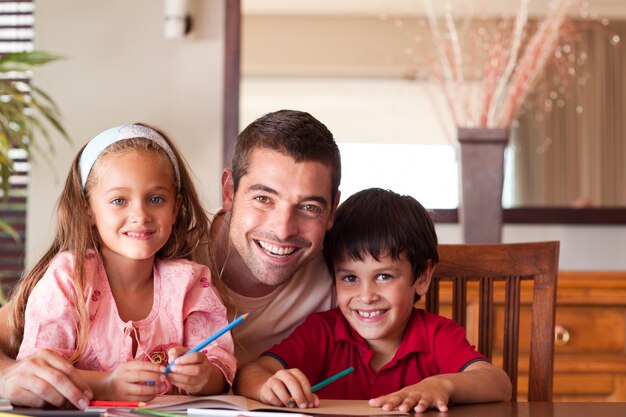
left=111, top=198, right=125, bottom=206
left=149, top=196, right=164, bottom=204
left=341, top=275, right=358, bottom=283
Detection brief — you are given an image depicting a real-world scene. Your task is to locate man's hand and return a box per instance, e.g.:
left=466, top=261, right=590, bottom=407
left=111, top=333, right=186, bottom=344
left=0, top=349, right=92, bottom=409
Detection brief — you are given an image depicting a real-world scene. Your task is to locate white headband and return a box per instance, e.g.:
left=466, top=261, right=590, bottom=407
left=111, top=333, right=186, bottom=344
left=79, top=124, right=181, bottom=190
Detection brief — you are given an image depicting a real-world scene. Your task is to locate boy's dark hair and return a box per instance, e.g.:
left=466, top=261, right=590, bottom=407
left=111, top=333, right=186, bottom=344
left=231, top=109, right=341, bottom=205
left=324, top=188, right=439, bottom=289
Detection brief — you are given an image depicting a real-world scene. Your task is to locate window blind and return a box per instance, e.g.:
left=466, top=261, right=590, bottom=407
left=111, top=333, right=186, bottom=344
left=0, top=0, right=33, bottom=301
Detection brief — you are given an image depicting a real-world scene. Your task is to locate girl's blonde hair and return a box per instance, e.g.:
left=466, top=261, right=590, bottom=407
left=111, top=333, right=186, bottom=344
left=6, top=123, right=215, bottom=360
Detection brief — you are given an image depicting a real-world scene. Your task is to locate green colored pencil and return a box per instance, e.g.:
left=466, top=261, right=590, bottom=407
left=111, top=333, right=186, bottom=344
left=133, top=408, right=183, bottom=417
left=288, top=366, right=354, bottom=405
left=311, top=366, right=354, bottom=392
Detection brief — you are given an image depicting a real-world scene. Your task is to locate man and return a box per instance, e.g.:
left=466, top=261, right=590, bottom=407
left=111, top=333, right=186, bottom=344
left=0, top=110, right=341, bottom=407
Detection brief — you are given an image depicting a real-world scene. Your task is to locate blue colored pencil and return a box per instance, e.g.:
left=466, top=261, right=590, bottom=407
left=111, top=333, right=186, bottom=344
left=163, top=312, right=250, bottom=375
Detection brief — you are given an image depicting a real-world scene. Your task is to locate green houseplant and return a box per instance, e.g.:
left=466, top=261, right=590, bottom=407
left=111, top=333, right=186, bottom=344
left=0, top=50, right=69, bottom=305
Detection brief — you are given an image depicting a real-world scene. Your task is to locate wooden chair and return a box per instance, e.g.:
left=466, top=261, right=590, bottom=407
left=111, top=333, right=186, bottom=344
left=426, top=241, right=559, bottom=401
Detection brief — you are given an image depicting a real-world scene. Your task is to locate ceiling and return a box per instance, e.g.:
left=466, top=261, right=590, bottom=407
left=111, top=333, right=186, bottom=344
left=243, top=0, right=626, bottom=18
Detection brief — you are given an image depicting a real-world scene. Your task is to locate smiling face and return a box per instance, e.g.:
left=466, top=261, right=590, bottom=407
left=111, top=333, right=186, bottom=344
left=334, top=252, right=431, bottom=354
left=222, top=148, right=339, bottom=295
left=87, top=150, right=180, bottom=264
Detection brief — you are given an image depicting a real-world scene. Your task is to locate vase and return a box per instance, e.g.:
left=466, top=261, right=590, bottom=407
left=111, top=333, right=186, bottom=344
left=457, top=127, right=510, bottom=243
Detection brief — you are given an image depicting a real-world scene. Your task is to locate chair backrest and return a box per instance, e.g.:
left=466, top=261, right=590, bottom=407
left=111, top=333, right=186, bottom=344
left=426, top=241, right=559, bottom=401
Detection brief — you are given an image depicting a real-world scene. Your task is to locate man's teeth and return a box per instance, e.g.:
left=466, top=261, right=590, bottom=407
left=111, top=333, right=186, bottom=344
left=357, top=310, right=383, bottom=318
left=258, top=241, right=296, bottom=256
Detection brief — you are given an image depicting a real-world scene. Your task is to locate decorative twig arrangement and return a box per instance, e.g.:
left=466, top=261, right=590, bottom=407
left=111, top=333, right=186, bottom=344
left=418, top=0, right=578, bottom=128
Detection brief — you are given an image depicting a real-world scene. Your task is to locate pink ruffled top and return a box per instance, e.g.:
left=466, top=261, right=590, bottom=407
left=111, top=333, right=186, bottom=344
left=18, top=251, right=236, bottom=385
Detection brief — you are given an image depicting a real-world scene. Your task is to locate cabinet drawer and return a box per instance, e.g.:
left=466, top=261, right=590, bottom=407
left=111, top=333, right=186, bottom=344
left=493, top=305, right=626, bottom=354
left=421, top=271, right=626, bottom=401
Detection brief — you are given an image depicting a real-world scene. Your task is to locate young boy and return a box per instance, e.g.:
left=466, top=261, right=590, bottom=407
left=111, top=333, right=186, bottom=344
left=234, top=188, right=512, bottom=413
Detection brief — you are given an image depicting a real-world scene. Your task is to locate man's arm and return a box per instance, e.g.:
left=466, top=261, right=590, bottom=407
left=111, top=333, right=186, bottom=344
left=233, top=355, right=283, bottom=399
left=0, top=304, right=92, bottom=409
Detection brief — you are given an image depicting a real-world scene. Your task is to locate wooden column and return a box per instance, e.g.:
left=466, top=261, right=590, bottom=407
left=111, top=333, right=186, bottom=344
left=223, top=0, right=240, bottom=169
left=458, top=127, right=509, bottom=243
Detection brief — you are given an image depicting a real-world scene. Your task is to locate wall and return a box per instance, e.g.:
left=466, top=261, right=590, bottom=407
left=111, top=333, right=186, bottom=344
left=28, top=1, right=626, bottom=272
left=28, top=0, right=225, bottom=267
left=436, top=223, right=626, bottom=271
left=241, top=76, right=626, bottom=271
left=241, top=9, right=626, bottom=271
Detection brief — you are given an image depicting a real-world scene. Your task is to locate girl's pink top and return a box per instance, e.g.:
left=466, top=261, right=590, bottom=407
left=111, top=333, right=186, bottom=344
left=17, top=251, right=236, bottom=385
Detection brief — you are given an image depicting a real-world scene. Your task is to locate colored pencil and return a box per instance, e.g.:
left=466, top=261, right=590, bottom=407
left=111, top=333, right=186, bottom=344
left=88, top=401, right=145, bottom=408
left=310, top=366, right=354, bottom=392
left=7, top=412, right=102, bottom=417
left=287, top=366, right=354, bottom=405
left=133, top=409, right=182, bottom=417
left=163, top=312, right=250, bottom=375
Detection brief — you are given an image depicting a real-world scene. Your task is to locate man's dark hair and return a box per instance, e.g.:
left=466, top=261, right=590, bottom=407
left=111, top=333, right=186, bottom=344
left=232, top=110, right=341, bottom=203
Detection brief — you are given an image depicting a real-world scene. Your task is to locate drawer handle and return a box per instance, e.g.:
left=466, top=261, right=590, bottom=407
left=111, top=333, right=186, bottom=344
left=554, top=325, right=570, bottom=346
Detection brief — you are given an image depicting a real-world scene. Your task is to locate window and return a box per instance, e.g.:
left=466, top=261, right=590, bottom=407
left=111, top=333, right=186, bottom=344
left=0, top=0, right=34, bottom=301
left=227, top=2, right=626, bottom=225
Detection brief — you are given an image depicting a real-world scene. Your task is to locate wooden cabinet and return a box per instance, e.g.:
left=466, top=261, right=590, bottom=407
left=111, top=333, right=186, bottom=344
left=418, top=271, right=626, bottom=401
left=539, top=271, right=626, bottom=401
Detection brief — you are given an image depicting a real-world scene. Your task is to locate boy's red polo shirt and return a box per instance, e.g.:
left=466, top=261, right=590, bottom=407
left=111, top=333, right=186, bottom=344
left=264, top=307, right=487, bottom=399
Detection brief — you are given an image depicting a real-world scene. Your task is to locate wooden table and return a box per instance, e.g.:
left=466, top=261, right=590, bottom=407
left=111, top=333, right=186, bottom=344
left=435, top=402, right=626, bottom=417
left=10, top=402, right=626, bottom=417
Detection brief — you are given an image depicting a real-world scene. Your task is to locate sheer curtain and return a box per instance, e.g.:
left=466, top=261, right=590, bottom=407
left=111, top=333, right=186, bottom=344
left=511, top=20, right=626, bottom=207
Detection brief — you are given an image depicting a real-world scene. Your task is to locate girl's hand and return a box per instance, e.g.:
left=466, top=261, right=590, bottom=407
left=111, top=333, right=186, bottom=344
left=166, top=346, right=215, bottom=395
left=259, top=368, right=319, bottom=409
left=103, top=360, right=165, bottom=401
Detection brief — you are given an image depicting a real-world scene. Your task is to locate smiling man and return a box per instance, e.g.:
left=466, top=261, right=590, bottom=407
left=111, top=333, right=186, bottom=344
left=209, top=110, right=342, bottom=364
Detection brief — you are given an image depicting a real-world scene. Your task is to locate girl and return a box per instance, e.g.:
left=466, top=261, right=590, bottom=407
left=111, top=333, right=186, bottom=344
left=7, top=124, right=235, bottom=401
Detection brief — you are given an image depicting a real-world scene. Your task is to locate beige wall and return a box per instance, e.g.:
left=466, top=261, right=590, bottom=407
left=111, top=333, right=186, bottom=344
left=242, top=0, right=626, bottom=18
left=239, top=5, right=626, bottom=270
left=25, top=1, right=626, bottom=271
left=27, top=0, right=225, bottom=267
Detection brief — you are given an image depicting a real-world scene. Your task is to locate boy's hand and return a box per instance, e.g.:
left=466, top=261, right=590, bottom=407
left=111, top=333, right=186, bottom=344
left=259, top=368, right=319, bottom=409
left=368, top=377, right=453, bottom=413
left=104, top=360, right=165, bottom=401
left=166, top=346, right=213, bottom=394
